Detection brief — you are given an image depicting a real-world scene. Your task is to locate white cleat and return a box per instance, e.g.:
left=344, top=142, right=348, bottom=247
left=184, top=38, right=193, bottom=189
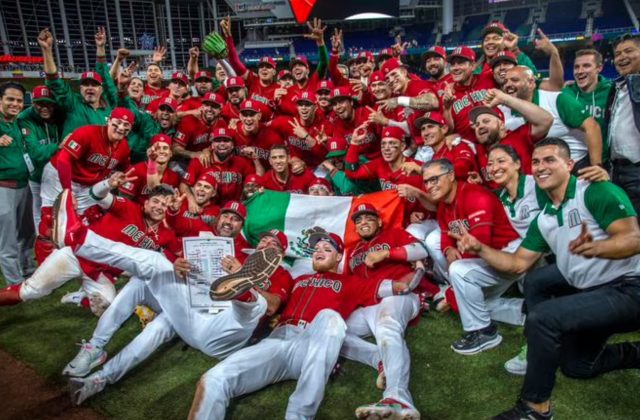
left=69, top=372, right=106, bottom=405
left=62, top=340, right=107, bottom=377
left=60, top=289, right=86, bottom=306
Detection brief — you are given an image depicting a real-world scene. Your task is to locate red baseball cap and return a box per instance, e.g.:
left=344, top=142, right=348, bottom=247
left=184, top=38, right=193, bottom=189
left=369, top=71, right=386, bottom=84
left=357, top=51, right=374, bottom=62
left=447, top=46, right=476, bottom=63
left=278, top=69, right=293, bottom=80
left=489, top=51, right=518, bottom=68
left=329, top=86, right=355, bottom=103
left=423, top=45, right=447, bottom=60
left=240, top=99, right=261, bottom=113
left=225, top=77, right=246, bottom=89
left=220, top=200, right=247, bottom=220
left=469, top=105, right=505, bottom=123
left=197, top=172, right=218, bottom=188
left=316, top=80, right=334, bottom=93
left=158, top=96, right=178, bottom=112
left=381, top=126, right=405, bottom=142
left=308, top=231, right=344, bottom=254
left=259, top=229, right=288, bottom=251
left=378, top=48, right=394, bottom=59
left=296, top=91, right=315, bottom=104
left=202, top=92, right=225, bottom=107
left=194, top=70, right=213, bottom=81
left=414, top=111, right=447, bottom=128
left=109, top=107, right=135, bottom=124
left=150, top=133, right=172, bottom=146
left=482, top=21, right=509, bottom=38
left=32, top=85, right=55, bottom=103
left=80, top=71, right=103, bottom=85
left=350, top=202, right=380, bottom=221
left=326, top=137, right=348, bottom=158
left=380, top=57, right=405, bottom=75
left=308, top=177, right=333, bottom=193
left=171, top=72, right=189, bottom=86
left=244, top=173, right=262, bottom=186
left=258, top=56, right=276, bottom=68
left=290, top=55, right=309, bottom=68
left=211, top=127, right=234, bottom=141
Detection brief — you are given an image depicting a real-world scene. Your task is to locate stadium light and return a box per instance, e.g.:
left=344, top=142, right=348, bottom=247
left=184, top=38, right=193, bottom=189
left=345, top=13, right=393, bottom=20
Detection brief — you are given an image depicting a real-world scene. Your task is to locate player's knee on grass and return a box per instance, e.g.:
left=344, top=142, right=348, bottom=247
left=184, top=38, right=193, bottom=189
left=559, top=358, right=599, bottom=379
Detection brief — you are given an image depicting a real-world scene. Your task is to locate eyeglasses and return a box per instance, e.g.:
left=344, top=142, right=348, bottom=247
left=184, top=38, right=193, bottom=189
left=423, top=170, right=452, bottom=186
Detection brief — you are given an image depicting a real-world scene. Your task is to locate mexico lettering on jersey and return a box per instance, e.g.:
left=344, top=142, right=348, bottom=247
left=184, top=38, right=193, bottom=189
left=174, top=115, right=226, bottom=152
left=183, top=156, right=255, bottom=204
left=348, top=228, right=417, bottom=282
left=450, top=72, right=497, bottom=142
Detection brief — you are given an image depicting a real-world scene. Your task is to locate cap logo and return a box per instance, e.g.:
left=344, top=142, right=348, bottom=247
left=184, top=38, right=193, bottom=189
left=231, top=202, right=239, bottom=210
left=358, top=204, right=365, bottom=211
left=246, top=101, right=252, bottom=107
left=330, top=141, right=336, bottom=149
left=41, top=87, right=49, bottom=95
left=220, top=128, right=226, bottom=134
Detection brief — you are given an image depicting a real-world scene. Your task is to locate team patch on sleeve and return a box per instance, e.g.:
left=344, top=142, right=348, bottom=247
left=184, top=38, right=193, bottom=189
left=67, top=139, right=81, bottom=151
left=21, top=128, right=30, bottom=136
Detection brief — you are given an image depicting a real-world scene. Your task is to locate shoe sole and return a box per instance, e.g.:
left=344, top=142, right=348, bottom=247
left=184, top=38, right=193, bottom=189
left=451, top=334, right=503, bottom=356
left=62, top=351, right=107, bottom=377
left=52, top=190, right=68, bottom=249
left=209, top=248, right=283, bottom=301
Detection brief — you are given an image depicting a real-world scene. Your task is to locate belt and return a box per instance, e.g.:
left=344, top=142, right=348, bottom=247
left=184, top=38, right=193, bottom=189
left=0, top=180, right=19, bottom=188
left=278, top=319, right=309, bottom=328
left=612, top=158, right=640, bottom=167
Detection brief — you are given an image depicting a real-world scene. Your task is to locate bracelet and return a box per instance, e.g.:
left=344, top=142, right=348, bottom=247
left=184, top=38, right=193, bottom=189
left=397, top=96, right=411, bottom=107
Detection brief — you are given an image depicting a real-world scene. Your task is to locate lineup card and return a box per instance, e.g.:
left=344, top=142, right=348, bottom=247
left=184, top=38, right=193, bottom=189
left=183, top=236, right=235, bottom=309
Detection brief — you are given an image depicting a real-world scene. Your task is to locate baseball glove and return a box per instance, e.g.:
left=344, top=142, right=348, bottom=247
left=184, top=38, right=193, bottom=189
left=202, top=32, right=228, bottom=59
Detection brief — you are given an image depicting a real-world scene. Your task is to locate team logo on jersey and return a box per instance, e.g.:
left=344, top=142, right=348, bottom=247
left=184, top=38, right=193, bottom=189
left=519, top=205, right=531, bottom=221
left=567, top=209, right=582, bottom=228
left=67, top=139, right=80, bottom=151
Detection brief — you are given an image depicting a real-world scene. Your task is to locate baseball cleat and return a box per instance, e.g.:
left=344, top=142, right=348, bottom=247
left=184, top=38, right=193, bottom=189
left=62, top=340, right=107, bottom=377
left=69, top=372, right=106, bottom=405
left=209, top=248, right=283, bottom=301
left=135, top=305, right=156, bottom=329
left=52, top=189, right=85, bottom=249
left=376, top=361, right=386, bottom=390
left=60, top=289, right=86, bottom=306
left=355, top=398, right=420, bottom=420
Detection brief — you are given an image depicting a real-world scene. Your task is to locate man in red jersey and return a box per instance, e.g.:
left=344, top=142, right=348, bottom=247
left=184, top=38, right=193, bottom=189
left=119, top=134, right=181, bottom=203
left=221, top=76, right=247, bottom=121
left=330, top=86, right=381, bottom=160
left=270, top=91, right=330, bottom=168
left=422, top=159, right=524, bottom=355
left=345, top=126, right=424, bottom=226
left=423, top=46, right=452, bottom=97
left=472, top=89, right=553, bottom=181
left=189, top=230, right=416, bottom=420
left=442, top=46, right=498, bottom=142
left=181, top=127, right=258, bottom=208
left=377, top=57, right=439, bottom=114
left=0, top=174, right=179, bottom=315
left=365, top=71, right=408, bottom=129
left=173, top=92, right=227, bottom=164
left=342, top=203, right=426, bottom=420
left=145, top=72, right=192, bottom=114
left=315, top=80, right=334, bottom=116
left=233, top=99, right=284, bottom=169
left=260, top=145, right=315, bottom=193
left=166, top=173, right=220, bottom=238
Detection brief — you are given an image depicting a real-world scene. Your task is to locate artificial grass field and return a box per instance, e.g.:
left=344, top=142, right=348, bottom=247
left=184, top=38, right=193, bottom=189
left=0, top=280, right=638, bottom=420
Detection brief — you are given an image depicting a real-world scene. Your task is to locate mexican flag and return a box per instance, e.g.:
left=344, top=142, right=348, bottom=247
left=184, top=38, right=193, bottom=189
left=243, top=190, right=405, bottom=276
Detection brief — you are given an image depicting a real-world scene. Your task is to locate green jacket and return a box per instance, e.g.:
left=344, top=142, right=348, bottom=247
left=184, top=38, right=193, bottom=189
left=327, top=155, right=381, bottom=196
left=475, top=51, right=537, bottom=75
left=121, top=96, right=175, bottom=163
left=563, top=76, right=614, bottom=162
left=17, top=107, right=63, bottom=181
left=0, top=113, right=30, bottom=188
left=46, top=60, right=117, bottom=137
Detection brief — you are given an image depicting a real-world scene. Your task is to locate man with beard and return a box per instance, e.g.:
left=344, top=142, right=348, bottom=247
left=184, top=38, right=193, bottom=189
left=179, top=70, right=216, bottom=112
left=18, top=85, right=63, bottom=229
left=365, top=71, right=408, bottom=132
left=182, top=127, right=258, bottom=207
left=260, top=145, right=315, bottom=193
left=345, top=126, right=424, bottom=226
left=0, top=175, right=179, bottom=315
left=119, top=134, right=181, bottom=203
left=173, top=92, right=227, bottom=164
left=315, top=80, right=335, bottom=117
left=270, top=91, right=330, bottom=168
left=221, top=76, right=247, bottom=121
left=422, top=159, right=523, bottom=355
left=233, top=100, right=284, bottom=169
left=355, top=51, right=376, bottom=85
left=502, top=66, right=603, bottom=171
left=423, top=46, right=452, bottom=97
left=320, top=137, right=381, bottom=196
left=377, top=58, right=440, bottom=115
left=38, top=27, right=116, bottom=136
left=0, top=82, right=34, bottom=285
left=166, top=173, right=220, bottom=238
left=342, top=203, right=426, bottom=420
left=189, top=230, right=415, bottom=420
left=241, top=174, right=262, bottom=201
left=472, top=88, right=553, bottom=181
left=330, top=86, right=381, bottom=160
left=146, top=72, right=192, bottom=115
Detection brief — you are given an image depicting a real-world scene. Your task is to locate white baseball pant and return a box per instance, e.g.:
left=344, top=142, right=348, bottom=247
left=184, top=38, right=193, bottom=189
left=29, top=180, right=42, bottom=229
left=191, top=309, right=347, bottom=420
left=448, top=258, right=525, bottom=331
left=40, top=163, right=98, bottom=213
left=340, top=294, right=420, bottom=408
left=424, top=228, right=449, bottom=282
left=75, top=230, right=267, bottom=358
left=19, top=246, right=115, bottom=304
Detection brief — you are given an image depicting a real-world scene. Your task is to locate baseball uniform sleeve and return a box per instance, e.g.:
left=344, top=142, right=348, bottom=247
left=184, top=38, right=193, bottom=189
left=344, top=145, right=377, bottom=180
left=183, top=158, right=203, bottom=186
left=556, top=92, right=590, bottom=129
left=520, top=216, right=551, bottom=253
left=266, top=268, right=294, bottom=305
left=174, top=117, right=193, bottom=148
left=584, top=181, right=638, bottom=230
left=438, top=206, right=456, bottom=254
left=463, top=191, right=497, bottom=246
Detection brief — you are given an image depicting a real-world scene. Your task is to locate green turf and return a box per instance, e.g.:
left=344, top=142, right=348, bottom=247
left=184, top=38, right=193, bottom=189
left=0, top=281, right=638, bottom=419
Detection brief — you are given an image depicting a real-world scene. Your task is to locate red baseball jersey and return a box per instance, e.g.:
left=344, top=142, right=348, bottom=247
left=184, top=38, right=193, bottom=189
left=142, top=84, right=169, bottom=107
left=183, top=155, right=255, bottom=205
left=449, top=72, right=497, bottom=142
left=427, top=74, right=453, bottom=99
left=279, top=271, right=383, bottom=325
left=438, top=181, right=519, bottom=257
left=52, top=125, right=131, bottom=186
left=269, top=114, right=331, bottom=167
left=166, top=200, right=220, bottom=237
left=476, top=124, right=537, bottom=185
left=332, top=107, right=381, bottom=160
left=402, top=79, right=437, bottom=99
left=180, top=96, right=203, bottom=111
left=260, top=167, right=316, bottom=193
left=246, top=72, right=278, bottom=104
left=348, top=228, right=417, bottom=282
left=221, top=102, right=240, bottom=121
left=432, top=141, right=479, bottom=181
left=174, top=115, right=226, bottom=152
left=256, top=266, right=294, bottom=305
left=119, top=161, right=181, bottom=204
left=233, top=123, right=285, bottom=169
